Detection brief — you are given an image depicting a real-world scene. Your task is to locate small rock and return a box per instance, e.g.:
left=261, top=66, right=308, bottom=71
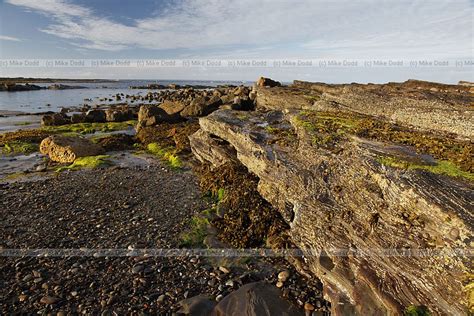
left=40, top=296, right=60, bottom=305
left=18, top=294, right=27, bottom=302
left=276, top=281, right=284, bottom=288
left=219, top=266, right=230, bottom=274
left=36, top=165, right=47, bottom=172
left=216, top=294, right=224, bottom=302
left=304, top=302, right=315, bottom=311
left=33, top=277, right=43, bottom=283
left=157, top=294, right=166, bottom=304
left=225, top=280, right=234, bottom=287
left=22, top=274, right=32, bottom=282
left=278, top=270, right=290, bottom=282
left=132, top=264, right=144, bottom=274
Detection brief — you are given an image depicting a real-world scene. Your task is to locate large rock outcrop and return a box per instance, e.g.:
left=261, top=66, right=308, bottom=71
left=190, top=107, right=473, bottom=315
left=40, top=135, right=105, bottom=163
left=256, top=80, right=474, bottom=139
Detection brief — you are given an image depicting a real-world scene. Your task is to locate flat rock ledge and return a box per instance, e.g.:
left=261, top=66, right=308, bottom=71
left=190, top=108, right=473, bottom=315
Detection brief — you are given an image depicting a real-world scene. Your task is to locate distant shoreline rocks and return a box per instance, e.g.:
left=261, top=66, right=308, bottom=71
left=0, top=83, right=87, bottom=92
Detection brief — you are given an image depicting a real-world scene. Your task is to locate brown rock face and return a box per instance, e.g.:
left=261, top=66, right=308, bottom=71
left=105, top=107, right=135, bottom=122
left=41, top=113, right=69, bottom=126
left=190, top=107, right=473, bottom=315
left=40, top=135, right=105, bottom=163
left=181, top=95, right=223, bottom=117
left=137, top=104, right=182, bottom=128
left=159, top=100, right=186, bottom=116
left=257, top=77, right=282, bottom=88
left=85, top=109, right=106, bottom=123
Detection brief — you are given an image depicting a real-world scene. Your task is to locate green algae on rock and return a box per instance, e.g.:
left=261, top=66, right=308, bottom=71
left=296, top=110, right=473, bottom=173
left=180, top=215, right=211, bottom=248
left=147, top=142, right=182, bottom=169
left=2, top=141, right=39, bottom=154
left=42, top=120, right=136, bottom=135
left=377, top=156, right=474, bottom=181
left=55, top=155, right=111, bottom=172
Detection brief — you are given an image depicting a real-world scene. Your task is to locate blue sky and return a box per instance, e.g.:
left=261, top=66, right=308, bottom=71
left=0, top=0, right=472, bottom=82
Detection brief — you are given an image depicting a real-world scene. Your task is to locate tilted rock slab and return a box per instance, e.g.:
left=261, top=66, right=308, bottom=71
left=40, top=135, right=105, bottom=163
left=191, top=109, right=473, bottom=315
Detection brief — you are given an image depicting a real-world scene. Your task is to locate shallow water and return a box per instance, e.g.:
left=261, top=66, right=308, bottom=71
left=0, top=80, right=247, bottom=114
left=0, top=150, right=161, bottom=184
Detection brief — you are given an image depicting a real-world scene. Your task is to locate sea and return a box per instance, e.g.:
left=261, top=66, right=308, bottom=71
left=0, top=80, right=249, bottom=114
left=0, top=79, right=248, bottom=132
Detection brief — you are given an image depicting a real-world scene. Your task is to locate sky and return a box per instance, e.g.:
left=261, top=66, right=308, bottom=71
left=0, top=0, right=472, bottom=82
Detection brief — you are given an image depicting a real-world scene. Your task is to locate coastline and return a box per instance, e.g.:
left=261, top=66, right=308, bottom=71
left=0, top=77, right=472, bottom=315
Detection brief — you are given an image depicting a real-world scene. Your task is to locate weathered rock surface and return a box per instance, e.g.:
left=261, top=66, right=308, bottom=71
left=256, top=79, right=474, bottom=139
left=85, top=109, right=106, bottom=123
left=181, top=95, right=223, bottom=117
left=137, top=104, right=182, bottom=128
left=40, top=135, right=105, bottom=163
left=105, top=107, right=135, bottom=122
left=177, top=295, right=216, bottom=316
left=191, top=108, right=473, bottom=315
left=159, top=100, right=186, bottom=116
left=212, top=282, right=304, bottom=316
left=41, top=113, right=69, bottom=126
left=257, top=77, right=282, bottom=88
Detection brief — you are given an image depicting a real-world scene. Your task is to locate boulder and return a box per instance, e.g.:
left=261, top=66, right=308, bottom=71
left=191, top=109, right=473, bottom=315
left=105, top=108, right=135, bottom=122
left=212, top=282, right=303, bottom=316
left=85, top=109, right=106, bottom=123
left=40, top=135, right=105, bottom=163
left=177, top=295, right=216, bottom=316
left=159, top=101, right=186, bottom=116
left=95, top=134, right=135, bottom=151
left=41, top=113, right=69, bottom=126
left=70, top=113, right=86, bottom=124
left=181, top=95, right=223, bottom=117
left=137, top=104, right=182, bottom=128
left=220, top=93, right=235, bottom=105
left=257, top=77, right=281, bottom=88
left=233, top=86, right=250, bottom=96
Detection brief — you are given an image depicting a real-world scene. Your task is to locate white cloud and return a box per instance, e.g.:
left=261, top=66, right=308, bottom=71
left=0, top=35, right=22, bottom=42
left=4, top=0, right=473, bottom=59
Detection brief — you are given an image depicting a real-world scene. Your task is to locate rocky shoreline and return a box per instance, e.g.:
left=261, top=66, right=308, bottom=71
left=1, top=77, right=473, bottom=315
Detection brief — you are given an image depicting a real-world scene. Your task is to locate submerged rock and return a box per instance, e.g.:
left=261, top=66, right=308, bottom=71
left=40, top=135, right=105, bottom=163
